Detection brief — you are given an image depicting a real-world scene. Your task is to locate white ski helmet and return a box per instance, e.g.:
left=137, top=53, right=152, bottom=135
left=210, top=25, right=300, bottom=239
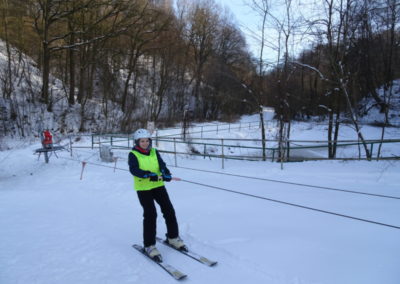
left=133, top=128, right=151, bottom=141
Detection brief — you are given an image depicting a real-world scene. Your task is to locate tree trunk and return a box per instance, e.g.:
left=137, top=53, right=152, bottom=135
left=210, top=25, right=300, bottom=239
left=68, top=32, right=76, bottom=105
left=42, top=43, right=51, bottom=110
left=340, top=83, right=371, bottom=159
left=259, top=108, right=266, bottom=161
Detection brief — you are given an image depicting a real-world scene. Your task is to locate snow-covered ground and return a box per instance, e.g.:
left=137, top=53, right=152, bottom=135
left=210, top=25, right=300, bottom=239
left=1, top=118, right=399, bottom=284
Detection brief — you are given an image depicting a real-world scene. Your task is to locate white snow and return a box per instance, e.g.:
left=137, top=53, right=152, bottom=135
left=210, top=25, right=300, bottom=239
left=1, top=119, right=400, bottom=284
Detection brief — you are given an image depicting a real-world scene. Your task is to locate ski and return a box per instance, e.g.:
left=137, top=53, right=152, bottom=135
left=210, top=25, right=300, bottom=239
left=132, top=244, right=187, bottom=281
left=156, top=237, right=217, bottom=267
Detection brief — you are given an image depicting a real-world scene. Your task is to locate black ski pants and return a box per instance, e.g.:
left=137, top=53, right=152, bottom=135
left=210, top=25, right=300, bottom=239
left=137, top=186, right=179, bottom=247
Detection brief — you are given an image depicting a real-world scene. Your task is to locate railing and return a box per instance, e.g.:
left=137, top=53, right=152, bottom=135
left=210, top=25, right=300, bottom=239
left=71, top=133, right=400, bottom=169
left=155, top=120, right=262, bottom=138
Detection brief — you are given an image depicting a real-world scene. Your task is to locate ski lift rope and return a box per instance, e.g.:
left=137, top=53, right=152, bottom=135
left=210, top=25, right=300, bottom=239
left=100, top=154, right=400, bottom=201
left=180, top=178, right=400, bottom=230
left=169, top=165, right=400, bottom=201
left=58, top=155, right=400, bottom=231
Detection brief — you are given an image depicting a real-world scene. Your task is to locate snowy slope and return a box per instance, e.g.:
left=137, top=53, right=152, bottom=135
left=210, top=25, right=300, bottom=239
left=1, top=124, right=400, bottom=284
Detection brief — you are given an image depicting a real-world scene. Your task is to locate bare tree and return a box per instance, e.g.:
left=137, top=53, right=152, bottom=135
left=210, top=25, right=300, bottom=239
left=30, top=0, right=89, bottom=109
left=148, top=19, right=179, bottom=123
left=0, top=0, right=14, bottom=99
left=249, top=0, right=303, bottom=163
left=204, top=16, right=249, bottom=120
left=272, top=0, right=299, bottom=163
left=311, top=0, right=372, bottom=158
left=248, top=0, right=270, bottom=161
left=29, top=0, right=136, bottom=111
left=374, top=0, right=399, bottom=158
left=186, top=0, right=219, bottom=118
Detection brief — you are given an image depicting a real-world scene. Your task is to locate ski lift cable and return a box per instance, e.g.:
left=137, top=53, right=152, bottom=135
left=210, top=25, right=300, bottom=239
left=180, top=179, right=400, bottom=231
left=57, top=155, right=400, bottom=231
left=170, top=165, right=400, bottom=201
left=70, top=148, right=400, bottom=201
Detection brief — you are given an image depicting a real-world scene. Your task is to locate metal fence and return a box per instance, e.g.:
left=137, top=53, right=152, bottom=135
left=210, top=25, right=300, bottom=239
left=68, top=132, right=400, bottom=169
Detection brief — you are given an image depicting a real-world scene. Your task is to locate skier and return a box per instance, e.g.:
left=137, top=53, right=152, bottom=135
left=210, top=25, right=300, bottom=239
left=128, top=128, right=187, bottom=262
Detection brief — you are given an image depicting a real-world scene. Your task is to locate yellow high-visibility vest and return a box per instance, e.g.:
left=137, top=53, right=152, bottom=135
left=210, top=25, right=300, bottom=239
left=131, top=148, right=164, bottom=191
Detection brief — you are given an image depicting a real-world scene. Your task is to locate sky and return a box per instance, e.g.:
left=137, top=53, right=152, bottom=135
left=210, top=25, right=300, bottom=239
left=215, top=0, right=319, bottom=64
left=171, top=0, right=319, bottom=64
left=215, top=0, right=262, bottom=57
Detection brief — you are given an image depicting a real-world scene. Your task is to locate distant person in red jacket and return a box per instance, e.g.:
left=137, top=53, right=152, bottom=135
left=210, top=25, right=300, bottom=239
left=41, top=130, right=53, bottom=149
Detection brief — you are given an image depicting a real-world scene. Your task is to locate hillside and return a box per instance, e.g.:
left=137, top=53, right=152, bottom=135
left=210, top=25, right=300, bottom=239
left=1, top=39, right=400, bottom=140
left=359, top=79, right=400, bottom=127
left=0, top=40, right=124, bottom=137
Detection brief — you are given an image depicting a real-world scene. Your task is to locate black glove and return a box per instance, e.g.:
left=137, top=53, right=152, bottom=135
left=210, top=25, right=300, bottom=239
left=162, top=175, right=172, bottom=182
left=149, top=175, right=160, bottom=182
left=161, top=169, right=172, bottom=182
left=145, top=172, right=158, bottom=182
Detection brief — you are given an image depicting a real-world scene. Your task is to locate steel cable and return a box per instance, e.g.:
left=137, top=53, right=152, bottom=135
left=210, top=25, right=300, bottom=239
left=58, top=155, right=400, bottom=230
left=180, top=179, right=400, bottom=230
left=171, top=165, right=400, bottom=200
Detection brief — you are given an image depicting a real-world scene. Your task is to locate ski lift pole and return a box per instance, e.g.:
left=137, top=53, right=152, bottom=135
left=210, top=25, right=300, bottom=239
left=113, top=157, right=118, bottom=172
left=80, top=161, right=87, bottom=180
left=44, top=151, right=49, bottom=163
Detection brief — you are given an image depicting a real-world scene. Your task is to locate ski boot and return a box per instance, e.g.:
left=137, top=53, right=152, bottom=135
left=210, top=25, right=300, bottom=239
left=144, top=245, right=162, bottom=262
left=167, top=237, right=188, bottom=252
